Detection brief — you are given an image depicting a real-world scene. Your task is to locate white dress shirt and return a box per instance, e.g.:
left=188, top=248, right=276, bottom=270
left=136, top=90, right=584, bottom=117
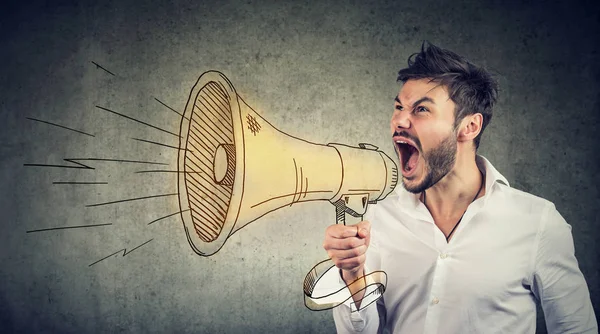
left=332, top=156, right=597, bottom=334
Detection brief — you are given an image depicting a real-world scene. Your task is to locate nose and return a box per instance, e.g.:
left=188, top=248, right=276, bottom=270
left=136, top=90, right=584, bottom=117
left=390, top=109, right=410, bottom=131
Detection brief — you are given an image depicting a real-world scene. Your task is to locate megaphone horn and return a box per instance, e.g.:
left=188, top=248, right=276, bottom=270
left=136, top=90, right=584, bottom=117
left=178, top=70, right=397, bottom=254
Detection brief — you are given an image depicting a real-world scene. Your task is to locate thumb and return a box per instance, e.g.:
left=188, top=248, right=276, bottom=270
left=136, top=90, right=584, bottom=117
left=356, top=220, right=371, bottom=239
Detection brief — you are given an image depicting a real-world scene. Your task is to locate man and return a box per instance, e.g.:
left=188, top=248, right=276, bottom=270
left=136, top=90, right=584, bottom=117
left=323, top=42, right=597, bottom=333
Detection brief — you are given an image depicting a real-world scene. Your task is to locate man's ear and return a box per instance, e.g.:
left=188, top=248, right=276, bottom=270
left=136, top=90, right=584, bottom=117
left=457, top=113, right=483, bottom=143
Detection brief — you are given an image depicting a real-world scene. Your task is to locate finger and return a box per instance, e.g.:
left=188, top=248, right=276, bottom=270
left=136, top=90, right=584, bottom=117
left=334, top=254, right=366, bottom=271
left=356, top=220, right=371, bottom=238
left=324, top=236, right=366, bottom=251
left=326, top=224, right=360, bottom=239
left=356, top=221, right=371, bottom=247
left=327, top=244, right=367, bottom=261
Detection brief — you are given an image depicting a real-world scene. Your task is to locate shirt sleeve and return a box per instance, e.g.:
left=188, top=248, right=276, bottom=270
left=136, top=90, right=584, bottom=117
left=532, top=203, right=597, bottom=333
left=333, top=295, right=385, bottom=333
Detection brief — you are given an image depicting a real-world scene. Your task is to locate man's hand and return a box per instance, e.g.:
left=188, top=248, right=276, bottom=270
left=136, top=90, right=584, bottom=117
left=323, top=220, right=371, bottom=284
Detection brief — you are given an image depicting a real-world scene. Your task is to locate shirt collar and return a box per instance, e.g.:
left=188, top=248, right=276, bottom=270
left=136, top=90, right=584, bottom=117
left=476, top=155, right=509, bottom=190
left=391, top=155, right=510, bottom=212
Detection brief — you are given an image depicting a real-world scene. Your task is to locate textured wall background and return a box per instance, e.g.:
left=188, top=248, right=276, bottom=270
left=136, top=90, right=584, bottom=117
left=1, top=0, right=598, bottom=333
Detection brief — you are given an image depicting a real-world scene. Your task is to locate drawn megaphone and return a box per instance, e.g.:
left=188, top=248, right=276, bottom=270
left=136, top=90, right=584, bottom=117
left=177, top=71, right=397, bottom=310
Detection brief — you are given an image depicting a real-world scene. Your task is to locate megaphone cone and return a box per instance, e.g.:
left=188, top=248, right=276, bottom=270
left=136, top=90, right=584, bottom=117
left=177, top=71, right=397, bottom=257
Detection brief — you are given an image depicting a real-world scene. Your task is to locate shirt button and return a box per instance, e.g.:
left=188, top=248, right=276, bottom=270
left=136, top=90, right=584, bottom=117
left=439, top=253, right=448, bottom=259
left=432, top=297, right=440, bottom=305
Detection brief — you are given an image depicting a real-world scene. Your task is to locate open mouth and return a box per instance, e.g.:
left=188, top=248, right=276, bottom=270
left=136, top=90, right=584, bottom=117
left=395, top=140, right=420, bottom=175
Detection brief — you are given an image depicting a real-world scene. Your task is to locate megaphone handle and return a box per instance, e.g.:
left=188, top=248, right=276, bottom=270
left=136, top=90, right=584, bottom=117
left=335, top=200, right=364, bottom=226
left=343, top=212, right=363, bottom=226
left=303, top=199, right=384, bottom=312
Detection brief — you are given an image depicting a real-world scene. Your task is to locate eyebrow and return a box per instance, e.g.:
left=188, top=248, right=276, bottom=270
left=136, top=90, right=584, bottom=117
left=394, top=96, right=436, bottom=107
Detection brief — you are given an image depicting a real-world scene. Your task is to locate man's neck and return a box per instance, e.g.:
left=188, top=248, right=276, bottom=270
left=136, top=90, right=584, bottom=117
left=422, top=152, right=484, bottom=220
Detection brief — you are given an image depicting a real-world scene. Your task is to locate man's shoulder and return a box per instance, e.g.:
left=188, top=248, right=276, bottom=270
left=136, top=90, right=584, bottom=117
left=494, top=182, right=556, bottom=216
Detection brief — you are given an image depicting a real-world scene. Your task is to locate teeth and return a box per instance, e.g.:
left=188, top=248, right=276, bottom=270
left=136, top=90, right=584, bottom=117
left=396, top=141, right=407, bottom=144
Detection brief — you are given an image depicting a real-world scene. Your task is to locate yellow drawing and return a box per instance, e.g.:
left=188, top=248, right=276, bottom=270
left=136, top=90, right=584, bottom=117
left=177, top=71, right=398, bottom=310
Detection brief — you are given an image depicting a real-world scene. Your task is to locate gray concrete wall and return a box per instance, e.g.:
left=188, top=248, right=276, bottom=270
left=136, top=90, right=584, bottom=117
left=1, top=0, right=598, bottom=333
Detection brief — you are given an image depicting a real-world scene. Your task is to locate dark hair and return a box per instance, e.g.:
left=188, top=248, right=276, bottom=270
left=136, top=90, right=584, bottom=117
left=397, top=41, right=498, bottom=149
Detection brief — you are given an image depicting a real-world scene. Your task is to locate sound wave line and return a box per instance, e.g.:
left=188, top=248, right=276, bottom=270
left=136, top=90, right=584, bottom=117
left=95, top=105, right=181, bottom=138
left=132, top=137, right=191, bottom=151
left=26, top=117, right=95, bottom=137
left=86, top=193, right=178, bottom=207
left=89, top=239, right=153, bottom=267
left=24, top=158, right=95, bottom=169
left=91, top=61, right=116, bottom=76
left=24, top=158, right=167, bottom=170
left=135, top=170, right=203, bottom=174
left=53, top=181, right=108, bottom=185
left=26, top=223, right=112, bottom=233
left=70, top=158, right=169, bottom=165
left=148, top=209, right=190, bottom=225
left=154, top=97, right=188, bottom=120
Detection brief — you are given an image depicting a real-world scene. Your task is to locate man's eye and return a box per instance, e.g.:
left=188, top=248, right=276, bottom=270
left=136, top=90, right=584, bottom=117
left=395, top=105, right=403, bottom=111
left=414, top=106, right=428, bottom=113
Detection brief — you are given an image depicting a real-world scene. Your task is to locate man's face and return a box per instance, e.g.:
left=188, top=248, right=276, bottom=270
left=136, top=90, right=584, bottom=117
left=391, top=78, right=458, bottom=193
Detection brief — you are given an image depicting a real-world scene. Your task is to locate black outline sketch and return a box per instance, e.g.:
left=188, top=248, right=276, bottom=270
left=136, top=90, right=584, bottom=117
left=175, top=71, right=398, bottom=311
left=95, top=105, right=181, bottom=138
left=24, top=158, right=95, bottom=169
left=131, top=137, right=191, bottom=151
left=75, top=158, right=168, bottom=165
left=24, top=158, right=168, bottom=170
left=23, top=65, right=398, bottom=310
left=303, top=258, right=387, bottom=312
left=91, top=61, right=116, bottom=76
left=86, top=193, right=178, bottom=207
left=135, top=170, right=202, bottom=174
left=26, top=117, right=95, bottom=137
left=148, top=209, right=190, bottom=225
left=53, top=182, right=108, bottom=185
left=154, top=97, right=188, bottom=120
left=89, top=239, right=153, bottom=267
left=26, top=223, right=112, bottom=233
left=25, top=158, right=168, bottom=186
left=24, top=61, right=190, bottom=269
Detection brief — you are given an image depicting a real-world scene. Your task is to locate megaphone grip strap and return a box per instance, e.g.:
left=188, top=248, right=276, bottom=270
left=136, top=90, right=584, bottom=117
left=303, top=258, right=387, bottom=312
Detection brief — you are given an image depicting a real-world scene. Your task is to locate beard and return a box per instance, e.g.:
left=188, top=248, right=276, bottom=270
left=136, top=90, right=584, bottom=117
left=402, top=132, right=457, bottom=194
